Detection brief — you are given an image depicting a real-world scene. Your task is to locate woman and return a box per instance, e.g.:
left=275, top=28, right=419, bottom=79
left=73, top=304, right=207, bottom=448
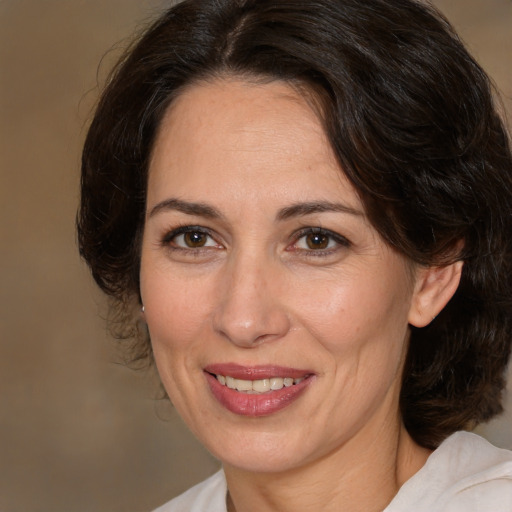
left=78, top=0, right=512, bottom=510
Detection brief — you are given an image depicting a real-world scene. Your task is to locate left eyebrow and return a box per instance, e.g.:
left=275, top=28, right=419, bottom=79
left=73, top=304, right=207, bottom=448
left=148, top=198, right=224, bottom=220
left=276, top=201, right=364, bottom=221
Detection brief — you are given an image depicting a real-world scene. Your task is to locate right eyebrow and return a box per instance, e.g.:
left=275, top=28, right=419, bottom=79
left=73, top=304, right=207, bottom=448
left=276, top=200, right=363, bottom=221
left=148, top=198, right=224, bottom=220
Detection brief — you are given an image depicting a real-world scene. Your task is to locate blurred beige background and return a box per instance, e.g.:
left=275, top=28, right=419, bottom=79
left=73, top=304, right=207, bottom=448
left=1, top=1, right=511, bottom=511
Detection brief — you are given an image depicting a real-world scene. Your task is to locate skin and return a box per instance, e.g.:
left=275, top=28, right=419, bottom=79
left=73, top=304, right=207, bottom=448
left=140, top=78, right=462, bottom=512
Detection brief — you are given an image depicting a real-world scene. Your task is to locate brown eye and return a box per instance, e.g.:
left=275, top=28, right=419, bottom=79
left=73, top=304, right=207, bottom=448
left=305, top=233, right=330, bottom=250
left=183, top=231, right=208, bottom=247
left=290, top=228, right=350, bottom=254
left=165, top=227, right=219, bottom=250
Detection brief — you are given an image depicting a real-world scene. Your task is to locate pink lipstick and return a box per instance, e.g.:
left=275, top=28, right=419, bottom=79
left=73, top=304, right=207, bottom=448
left=204, top=364, right=314, bottom=417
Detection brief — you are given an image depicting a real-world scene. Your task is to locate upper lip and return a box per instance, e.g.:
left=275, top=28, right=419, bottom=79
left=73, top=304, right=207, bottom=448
left=203, top=363, right=313, bottom=380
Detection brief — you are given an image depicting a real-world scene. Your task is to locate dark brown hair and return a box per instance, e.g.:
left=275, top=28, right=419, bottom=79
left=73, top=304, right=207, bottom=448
left=78, top=0, right=512, bottom=449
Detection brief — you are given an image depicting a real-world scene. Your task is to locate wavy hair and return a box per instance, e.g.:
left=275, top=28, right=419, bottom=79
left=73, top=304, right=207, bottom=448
left=78, top=0, right=512, bottom=449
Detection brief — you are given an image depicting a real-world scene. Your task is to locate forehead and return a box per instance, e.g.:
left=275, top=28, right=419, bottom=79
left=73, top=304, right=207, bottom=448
left=147, top=77, right=362, bottom=213
left=152, top=78, right=331, bottom=161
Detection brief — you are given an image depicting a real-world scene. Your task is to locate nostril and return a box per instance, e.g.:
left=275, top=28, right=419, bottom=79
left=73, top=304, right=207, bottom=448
left=213, top=307, right=291, bottom=347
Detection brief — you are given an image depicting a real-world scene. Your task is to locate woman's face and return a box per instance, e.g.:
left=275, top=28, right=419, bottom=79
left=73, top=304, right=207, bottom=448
left=140, top=78, right=420, bottom=473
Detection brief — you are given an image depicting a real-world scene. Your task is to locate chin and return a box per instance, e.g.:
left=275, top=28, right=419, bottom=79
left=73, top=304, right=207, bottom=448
left=195, top=420, right=324, bottom=474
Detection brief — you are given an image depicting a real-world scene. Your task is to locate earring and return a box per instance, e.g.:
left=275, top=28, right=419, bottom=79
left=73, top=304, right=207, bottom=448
left=141, top=305, right=145, bottom=313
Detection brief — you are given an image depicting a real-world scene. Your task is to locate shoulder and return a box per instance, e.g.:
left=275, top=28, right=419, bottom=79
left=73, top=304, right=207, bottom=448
left=152, top=470, right=227, bottom=512
left=387, top=432, right=512, bottom=512
left=438, top=432, right=512, bottom=512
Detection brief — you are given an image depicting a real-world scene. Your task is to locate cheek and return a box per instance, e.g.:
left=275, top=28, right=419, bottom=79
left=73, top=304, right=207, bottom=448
left=140, top=268, right=212, bottom=408
left=292, top=266, right=412, bottom=367
left=140, top=263, right=215, bottom=349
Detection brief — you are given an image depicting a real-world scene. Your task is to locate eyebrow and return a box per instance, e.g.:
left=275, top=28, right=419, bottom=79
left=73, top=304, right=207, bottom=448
left=148, top=198, right=224, bottom=219
left=148, top=198, right=363, bottom=221
left=276, top=201, right=363, bottom=221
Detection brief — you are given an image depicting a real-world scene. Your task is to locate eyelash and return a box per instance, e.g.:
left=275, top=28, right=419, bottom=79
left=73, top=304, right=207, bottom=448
left=161, top=225, right=219, bottom=252
left=160, top=225, right=350, bottom=256
left=288, top=227, right=350, bottom=257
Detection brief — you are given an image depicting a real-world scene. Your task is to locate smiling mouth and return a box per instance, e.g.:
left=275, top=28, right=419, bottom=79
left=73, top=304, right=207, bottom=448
left=204, top=366, right=314, bottom=416
left=213, top=374, right=306, bottom=394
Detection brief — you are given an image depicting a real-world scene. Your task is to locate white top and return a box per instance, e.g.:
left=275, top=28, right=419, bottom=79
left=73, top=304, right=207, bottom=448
left=153, top=431, right=512, bottom=512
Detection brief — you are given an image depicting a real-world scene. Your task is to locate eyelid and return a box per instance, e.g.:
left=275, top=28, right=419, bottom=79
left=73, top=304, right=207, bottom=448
left=161, top=224, right=221, bottom=249
left=288, top=227, right=350, bottom=253
left=160, top=224, right=349, bottom=255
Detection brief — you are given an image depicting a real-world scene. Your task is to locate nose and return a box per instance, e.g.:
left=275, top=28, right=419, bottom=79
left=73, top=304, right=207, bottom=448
left=212, top=253, right=291, bottom=348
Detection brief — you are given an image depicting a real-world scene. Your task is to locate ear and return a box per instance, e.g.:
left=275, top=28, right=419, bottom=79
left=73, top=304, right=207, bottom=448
left=408, top=260, right=463, bottom=328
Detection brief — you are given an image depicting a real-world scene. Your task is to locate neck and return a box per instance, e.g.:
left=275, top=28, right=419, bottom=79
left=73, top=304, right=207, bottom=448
left=224, top=422, right=431, bottom=512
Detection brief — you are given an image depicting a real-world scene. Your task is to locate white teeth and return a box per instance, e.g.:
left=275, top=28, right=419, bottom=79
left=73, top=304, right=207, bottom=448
left=215, top=374, right=306, bottom=393
left=235, top=379, right=253, bottom=392
left=270, top=377, right=284, bottom=390
left=252, top=379, right=270, bottom=393
left=226, top=376, right=236, bottom=389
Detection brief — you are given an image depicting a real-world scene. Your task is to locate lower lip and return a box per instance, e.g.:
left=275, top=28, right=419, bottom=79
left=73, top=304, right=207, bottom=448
left=205, top=372, right=313, bottom=417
